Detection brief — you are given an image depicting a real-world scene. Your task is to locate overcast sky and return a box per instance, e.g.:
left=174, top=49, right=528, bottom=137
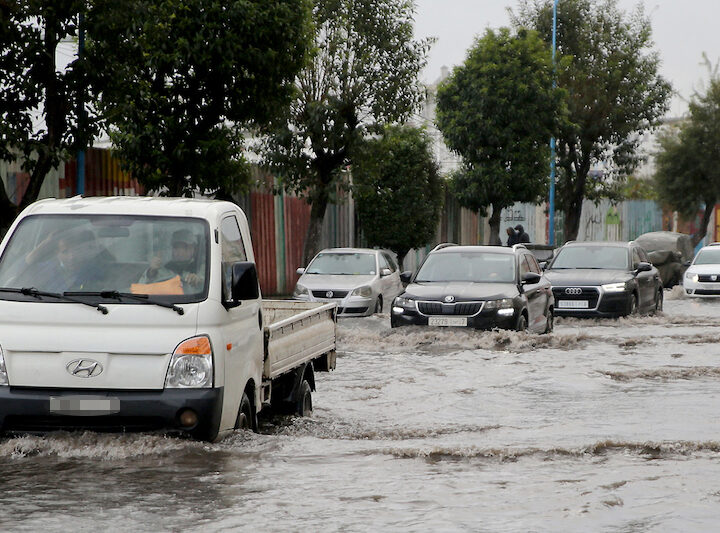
left=413, top=0, right=720, bottom=117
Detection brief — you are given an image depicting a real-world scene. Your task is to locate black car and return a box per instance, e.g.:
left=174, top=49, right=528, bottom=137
left=391, top=245, right=554, bottom=333
left=543, top=241, right=663, bottom=317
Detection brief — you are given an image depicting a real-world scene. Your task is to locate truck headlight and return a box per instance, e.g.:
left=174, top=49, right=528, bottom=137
left=293, top=284, right=309, bottom=297
left=601, top=282, right=626, bottom=293
left=484, top=298, right=513, bottom=310
left=351, top=285, right=372, bottom=297
left=0, top=345, right=7, bottom=386
left=165, top=336, right=213, bottom=388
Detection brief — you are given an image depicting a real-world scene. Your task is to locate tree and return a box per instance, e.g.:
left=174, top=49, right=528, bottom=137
left=0, top=0, right=93, bottom=232
left=86, top=0, right=313, bottom=197
left=261, top=0, right=430, bottom=265
left=436, top=27, right=563, bottom=245
left=655, top=77, right=720, bottom=246
left=352, top=125, right=443, bottom=269
left=512, top=0, right=672, bottom=242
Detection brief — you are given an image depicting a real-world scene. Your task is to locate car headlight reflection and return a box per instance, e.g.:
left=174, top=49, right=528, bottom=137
left=351, top=285, right=372, bottom=297
left=601, top=282, right=627, bottom=293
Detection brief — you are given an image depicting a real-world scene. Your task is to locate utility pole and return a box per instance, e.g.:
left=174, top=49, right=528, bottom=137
left=548, top=0, right=558, bottom=246
left=76, top=11, right=85, bottom=196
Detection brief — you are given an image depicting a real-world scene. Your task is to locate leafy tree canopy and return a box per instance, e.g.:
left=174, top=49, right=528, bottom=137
left=436, top=27, right=564, bottom=245
left=352, top=125, right=443, bottom=268
left=86, top=0, right=313, bottom=197
left=261, top=0, right=430, bottom=265
left=512, top=0, right=672, bottom=242
left=655, top=73, right=720, bottom=245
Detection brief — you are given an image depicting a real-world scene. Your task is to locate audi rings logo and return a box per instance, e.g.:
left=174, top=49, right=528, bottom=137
left=66, top=359, right=103, bottom=378
left=564, top=287, right=583, bottom=295
left=325, top=291, right=334, bottom=298
left=444, top=295, right=455, bottom=303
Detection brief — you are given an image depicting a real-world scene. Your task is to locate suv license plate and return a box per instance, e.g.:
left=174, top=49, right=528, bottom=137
left=428, top=316, right=467, bottom=326
left=558, top=300, right=589, bottom=309
left=50, top=397, right=120, bottom=416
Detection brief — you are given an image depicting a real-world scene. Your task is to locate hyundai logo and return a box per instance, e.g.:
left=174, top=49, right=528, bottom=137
left=326, top=291, right=334, bottom=298
left=66, top=359, right=103, bottom=378
left=564, top=287, right=583, bottom=295
left=444, top=295, right=455, bottom=303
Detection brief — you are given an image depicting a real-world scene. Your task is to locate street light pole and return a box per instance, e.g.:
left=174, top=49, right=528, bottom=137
left=548, top=0, right=558, bottom=246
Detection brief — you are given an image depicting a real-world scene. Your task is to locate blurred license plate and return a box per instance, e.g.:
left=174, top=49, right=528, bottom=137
left=50, top=397, right=120, bottom=416
left=428, top=317, right=467, bottom=326
left=558, top=300, right=589, bottom=309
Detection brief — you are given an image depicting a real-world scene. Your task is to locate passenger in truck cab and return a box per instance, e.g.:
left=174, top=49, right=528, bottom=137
left=138, top=229, right=204, bottom=290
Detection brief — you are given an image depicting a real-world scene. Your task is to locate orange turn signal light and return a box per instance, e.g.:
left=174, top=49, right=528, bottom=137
left=174, top=336, right=212, bottom=356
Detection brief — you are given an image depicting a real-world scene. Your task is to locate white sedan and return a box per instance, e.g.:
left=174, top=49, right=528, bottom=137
left=292, top=248, right=404, bottom=316
left=683, top=243, right=720, bottom=297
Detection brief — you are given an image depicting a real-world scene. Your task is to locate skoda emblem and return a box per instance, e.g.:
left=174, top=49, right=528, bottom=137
left=565, top=287, right=582, bottom=295
left=712, top=275, right=718, bottom=282
left=444, top=295, right=455, bottom=303
left=326, top=291, right=334, bottom=298
left=66, top=359, right=103, bottom=378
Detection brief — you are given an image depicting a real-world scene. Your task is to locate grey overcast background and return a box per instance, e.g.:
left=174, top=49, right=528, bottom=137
left=414, top=0, right=720, bottom=117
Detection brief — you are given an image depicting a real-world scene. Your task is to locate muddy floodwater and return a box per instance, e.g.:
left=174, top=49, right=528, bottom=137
left=3, top=290, right=720, bottom=531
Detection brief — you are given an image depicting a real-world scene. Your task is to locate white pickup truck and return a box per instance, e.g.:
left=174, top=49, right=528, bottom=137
left=0, top=197, right=337, bottom=441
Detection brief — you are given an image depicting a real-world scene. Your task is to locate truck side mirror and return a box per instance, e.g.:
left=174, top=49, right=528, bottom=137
left=399, top=271, right=413, bottom=283
left=231, top=262, right=260, bottom=303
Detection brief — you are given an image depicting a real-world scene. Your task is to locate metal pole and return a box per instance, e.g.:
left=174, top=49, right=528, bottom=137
left=76, top=12, right=85, bottom=196
left=548, top=0, right=558, bottom=246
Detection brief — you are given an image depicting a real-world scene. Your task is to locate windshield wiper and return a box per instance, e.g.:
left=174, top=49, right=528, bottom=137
left=65, top=290, right=185, bottom=315
left=0, top=287, right=108, bottom=314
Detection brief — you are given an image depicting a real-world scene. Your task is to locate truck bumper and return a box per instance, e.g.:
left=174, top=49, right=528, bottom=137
left=0, top=387, right=223, bottom=441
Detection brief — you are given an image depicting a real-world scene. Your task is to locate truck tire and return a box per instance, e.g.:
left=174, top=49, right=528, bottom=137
left=296, top=380, right=313, bottom=416
left=235, top=392, right=255, bottom=431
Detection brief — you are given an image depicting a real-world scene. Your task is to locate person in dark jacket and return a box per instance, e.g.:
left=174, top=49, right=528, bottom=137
left=514, top=224, right=530, bottom=243
left=506, top=227, right=520, bottom=246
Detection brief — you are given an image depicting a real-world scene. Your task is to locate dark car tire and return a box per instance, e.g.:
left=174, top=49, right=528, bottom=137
left=515, top=313, right=528, bottom=332
left=543, top=309, right=554, bottom=334
left=625, top=293, right=638, bottom=316
left=374, top=296, right=383, bottom=314
left=235, top=392, right=255, bottom=431
left=653, top=289, right=664, bottom=313
left=296, top=379, right=313, bottom=416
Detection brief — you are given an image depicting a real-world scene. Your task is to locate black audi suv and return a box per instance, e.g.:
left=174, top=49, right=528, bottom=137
left=391, top=244, right=554, bottom=333
left=543, top=241, right=663, bottom=317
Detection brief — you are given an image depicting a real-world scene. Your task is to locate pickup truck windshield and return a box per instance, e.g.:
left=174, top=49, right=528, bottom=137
left=0, top=214, right=209, bottom=302
left=416, top=252, right=515, bottom=283
left=550, top=246, right=629, bottom=270
left=307, top=253, right=377, bottom=275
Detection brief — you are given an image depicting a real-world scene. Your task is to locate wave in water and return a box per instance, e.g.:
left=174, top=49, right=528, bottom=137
left=600, top=366, right=720, bottom=382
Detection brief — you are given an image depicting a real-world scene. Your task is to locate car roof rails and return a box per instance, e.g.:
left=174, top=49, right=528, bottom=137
left=431, top=242, right=458, bottom=252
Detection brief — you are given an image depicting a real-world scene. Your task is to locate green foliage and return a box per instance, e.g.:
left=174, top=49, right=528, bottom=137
left=352, top=126, right=443, bottom=266
left=655, top=76, right=720, bottom=243
left=86, top=0, right=313, bottom=197
left=260, top=0, right=430, bottom=263
left=512, top=0, right=672, bottom=241
left=620, top=174, right=656, bottom=201
left=0, top=0, right=93, bottom=223
left=435, top=27, right=563, bottom=243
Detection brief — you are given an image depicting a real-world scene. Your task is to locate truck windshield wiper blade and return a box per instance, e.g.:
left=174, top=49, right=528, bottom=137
left=65, top=290, right=185, bottom=315
left=0, top=287, right=108, bottom=314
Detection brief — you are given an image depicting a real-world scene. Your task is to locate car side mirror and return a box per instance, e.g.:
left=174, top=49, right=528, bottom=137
left=521, top=272, right=541, bottom=284
left=399, top=271, right=413, bottom=283
left=228, top=262, right=260, bottom=307
left=296, top=267, right=305, bottom=276
left=539, top=261, right=547, bottom=270
left=380, top=268, right=392, bottom=277
left=635, top=261, right=652, bottom=273
left=683, top=260, right=692, bottom=268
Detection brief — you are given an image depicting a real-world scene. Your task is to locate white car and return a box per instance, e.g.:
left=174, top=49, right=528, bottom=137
left=683, top=243, right=720, bottom=297
left=293, top=248, right=404, bottom=316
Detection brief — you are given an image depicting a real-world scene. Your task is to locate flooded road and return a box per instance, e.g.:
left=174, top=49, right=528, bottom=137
left=3, top=290, right=720, bottom=531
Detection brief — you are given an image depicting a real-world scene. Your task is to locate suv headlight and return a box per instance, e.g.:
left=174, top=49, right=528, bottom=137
left=0, top=345, right=8, bottom=386
left=293, top=284, right=309, bottom=297
left=165, top=336, right=213, bottom=388
left=394, top=296, right=416, bottom=309
left=351, top=285, right=372, bottom=297
left=601, top=282, right=627, bottom=293
left=484, top=298, right=513, bottom=310
left=685, top=272, right=698, bottom=283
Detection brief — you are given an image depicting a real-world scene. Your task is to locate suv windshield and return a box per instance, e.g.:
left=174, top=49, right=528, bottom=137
left=550, top=246, right=629, bottom=270
left=0, top=214, right=209, bottom=302
left=694, top=248, right=720, bottom=265
left=415, top=252, right=515, bottom=283
left=306, top=253, right=376, bottom=275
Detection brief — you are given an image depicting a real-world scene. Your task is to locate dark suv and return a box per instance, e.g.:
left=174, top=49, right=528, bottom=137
left=391, top=244, right=554, bottom=333
left=543, top=241, right=663, bottom=317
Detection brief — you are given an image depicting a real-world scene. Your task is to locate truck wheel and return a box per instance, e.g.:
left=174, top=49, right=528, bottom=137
left=235, top=392, right=255, bottom=431
left=296, top=380, right=313, bottom=416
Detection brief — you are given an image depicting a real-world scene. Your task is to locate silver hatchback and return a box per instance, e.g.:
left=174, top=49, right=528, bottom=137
left=293, top=248, right=404, bottom=316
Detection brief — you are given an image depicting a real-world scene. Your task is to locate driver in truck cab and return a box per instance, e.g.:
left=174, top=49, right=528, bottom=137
left=138, top=229, right=204, bottom=291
